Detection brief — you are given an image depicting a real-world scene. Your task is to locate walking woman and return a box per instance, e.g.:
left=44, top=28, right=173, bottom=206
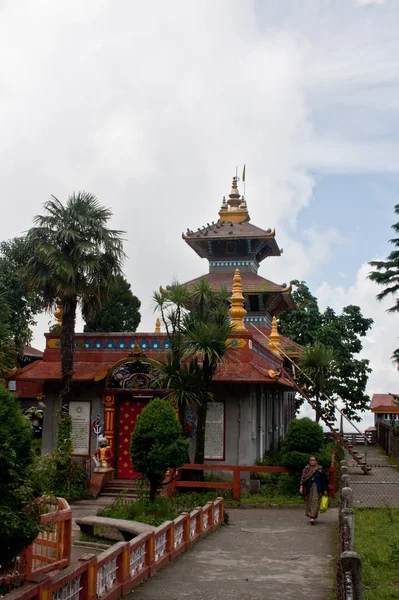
left=299, top=456, right=328, bottom=524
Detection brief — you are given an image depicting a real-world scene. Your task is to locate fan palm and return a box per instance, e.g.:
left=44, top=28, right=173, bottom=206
left=299, top=342, right=336, bottom=423
left=369, top=203, right=399, bottom=363
left=183, top=317, right=232, bottom=464
left=25, top=192, right=125, bottom=413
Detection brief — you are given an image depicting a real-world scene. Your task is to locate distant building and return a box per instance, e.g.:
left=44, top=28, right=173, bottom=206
left=370, top=394, right=399, bottom=426
left=11, top=177, right=302, bottom=478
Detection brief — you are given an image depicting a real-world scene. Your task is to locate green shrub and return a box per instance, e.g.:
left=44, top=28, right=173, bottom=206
left=280, top=418, right=328, bottom=469
left=130, top=398, right=189, bottom=501
left=0, top=387, right=40, bottom=570
left=29, top=453, right=89, bottom=502
left=281, top=418, right=324, bottom=454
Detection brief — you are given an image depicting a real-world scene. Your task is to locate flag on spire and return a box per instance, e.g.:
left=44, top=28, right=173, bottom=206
left=242, top=164, right=246, bottom=182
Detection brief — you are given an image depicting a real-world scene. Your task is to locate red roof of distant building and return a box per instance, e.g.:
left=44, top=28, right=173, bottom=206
left=15, top=361, right=114, bottom=382
left=23, top=345, right=43, bottom=358
left=370, top=393, right=399, bottom=411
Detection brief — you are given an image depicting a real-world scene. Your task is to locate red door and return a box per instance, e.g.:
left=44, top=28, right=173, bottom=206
left=117, top=398, right=147, bottom=479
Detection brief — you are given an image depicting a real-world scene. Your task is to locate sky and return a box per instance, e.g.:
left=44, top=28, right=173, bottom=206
left=1, top=0, right=398, bottom=430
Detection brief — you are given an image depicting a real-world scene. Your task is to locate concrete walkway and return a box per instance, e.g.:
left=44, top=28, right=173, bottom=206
left=346, top=444, right=399, bottom=507
left=126, top=507, right=337, bottom=600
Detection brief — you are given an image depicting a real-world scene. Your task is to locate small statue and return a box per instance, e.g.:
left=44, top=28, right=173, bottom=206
left=92, top=436, right=114, bottom=471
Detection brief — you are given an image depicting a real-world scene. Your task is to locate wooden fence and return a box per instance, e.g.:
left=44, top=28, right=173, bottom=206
left=4, top=498, right=224, bottom=600
left=168, top=459, right=337, bottom=500
left=377, top=421, right=399, bottom=457
left=19, top=497, right=72, bottom=578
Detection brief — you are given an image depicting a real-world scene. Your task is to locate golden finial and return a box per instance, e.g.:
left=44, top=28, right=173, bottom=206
left=219, top=176, right=249, bottom=223
left=268, top=316, right=281, bottom=355
left=54, top=300, right=63, bottom=327
left=155, top=317, right=161, bottom=333
left=229, top=269, right=247, bottom=331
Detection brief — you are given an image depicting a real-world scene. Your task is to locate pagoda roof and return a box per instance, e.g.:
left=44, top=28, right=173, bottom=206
left=183, top=271, right=295, bottom=313
left=183, top=220, right=281, bottom=260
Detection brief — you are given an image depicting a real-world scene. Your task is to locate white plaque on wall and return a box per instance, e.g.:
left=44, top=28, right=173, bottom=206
left=69, top=401, right=91, bottom=455
left=205, top=401, right=224, bottom=460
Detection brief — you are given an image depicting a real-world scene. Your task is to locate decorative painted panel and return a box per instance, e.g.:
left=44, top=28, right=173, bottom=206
left=117, top=398, right=147, bottom=478
left=107, top=359, right=163, bottom=390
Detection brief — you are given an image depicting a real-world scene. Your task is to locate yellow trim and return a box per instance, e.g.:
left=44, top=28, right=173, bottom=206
left=89, top=565, right=96, bottom=596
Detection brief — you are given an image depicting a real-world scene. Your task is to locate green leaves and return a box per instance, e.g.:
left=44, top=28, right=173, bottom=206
left=369, top=203, right=399, bottom=362
left=130, top=398, right=189, bottom=501
left=84, top=274, right=141, bottom=332
left=279, top=280, right=373, bottom=422
left=0, top=386, right=40, bottom=569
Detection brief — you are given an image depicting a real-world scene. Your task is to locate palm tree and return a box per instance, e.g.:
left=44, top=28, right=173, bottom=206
left=369, top=203, right=399, bottom=364
left=183, top=317, right=232, bottom=464
left=299, top=342, right=335, bottom=423
left=25, top=192, right=125, bottom=413
left=154, top=278, right=232, bottom=464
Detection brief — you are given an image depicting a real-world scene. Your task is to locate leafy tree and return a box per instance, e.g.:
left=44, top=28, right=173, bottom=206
left=0, top=386, right=40, bottom=570
left=299, top=343, right=336, bottom=423
left=0, top=290, right=18, bottom=377
left=153, top=278, right=232, bottom=465
left=25, top=192, right=125, bottom=413
left=84, top=274, right=141, bottom=332
left=278, top=280, right=373, bottom=422
left=369, top=203, right=399, bottom=364
left=0, top=237, right=43, bottom=352
left=281, top=418, right=331, bottom=470
left=130, top=398, right=189, bottom=501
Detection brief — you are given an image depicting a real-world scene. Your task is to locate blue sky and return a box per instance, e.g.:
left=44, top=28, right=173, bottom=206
left=0, top=0, right=398, bottom=428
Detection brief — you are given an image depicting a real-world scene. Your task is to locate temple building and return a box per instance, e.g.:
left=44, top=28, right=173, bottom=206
left=9, top=176, right=302, bottom=480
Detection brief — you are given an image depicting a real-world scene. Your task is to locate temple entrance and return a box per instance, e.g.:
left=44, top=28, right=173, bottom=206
left=116, top=397, right=148, bottom=479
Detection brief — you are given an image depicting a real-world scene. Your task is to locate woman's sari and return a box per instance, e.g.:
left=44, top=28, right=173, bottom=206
left=300, top=464, right=325, bottom=519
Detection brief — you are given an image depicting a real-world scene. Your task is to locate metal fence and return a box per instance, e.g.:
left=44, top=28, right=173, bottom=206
left=346, top=464, right=399, bottom=508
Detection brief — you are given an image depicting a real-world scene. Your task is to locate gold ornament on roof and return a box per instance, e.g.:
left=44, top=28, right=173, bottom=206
left=54, top=301, right=63, bottom=327
left=229, top=269, right=247, bottom=332
left=268, top=316, right=281, bottom=356
left=155, top=318, right=161, bottom=333
left=219, top=176, right=250, bottom=223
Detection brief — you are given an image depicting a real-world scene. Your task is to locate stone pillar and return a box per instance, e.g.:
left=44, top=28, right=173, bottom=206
left=340, top=551, right=363, bottom=600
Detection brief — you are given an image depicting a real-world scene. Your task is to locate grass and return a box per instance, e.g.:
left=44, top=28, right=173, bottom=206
left=354, top=506, right=399, bottom=600
left=80, top=532, right=114, bottom=546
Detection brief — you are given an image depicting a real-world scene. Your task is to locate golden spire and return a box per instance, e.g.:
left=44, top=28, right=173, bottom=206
left=268, top=316, right=281, bottom=355
left=229, top=269, right=247, bottom=331
left=219, top=175, right=250, bottom=223
left=54, top=300, right=63, bottom=327
left=155, top=317, right=161, bottom=333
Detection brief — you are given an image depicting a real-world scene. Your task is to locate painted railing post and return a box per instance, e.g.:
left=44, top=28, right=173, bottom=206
left=196, top=507, right=203, bottom=536
left=77, top=553, right=96, bottom=600
left=232, top=466, right=241, bottom=501
left=217, top=497, right=224, bottom=524
left=169, top=521, right=175, bottom=555
left=149, top=532, right=155, bottom=567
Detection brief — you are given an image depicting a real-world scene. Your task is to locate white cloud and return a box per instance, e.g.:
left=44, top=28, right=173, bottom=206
left=0, top=0, right=396, bottom=379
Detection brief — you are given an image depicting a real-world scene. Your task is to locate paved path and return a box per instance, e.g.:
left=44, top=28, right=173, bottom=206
left=126, top=507, right=337, bottom=600
left=69, top=497, right=115, bottom=563
left=346, top=445, right=399, bottom=507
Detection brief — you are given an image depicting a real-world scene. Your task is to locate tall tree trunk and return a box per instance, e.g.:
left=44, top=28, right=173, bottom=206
left=149, top=477, right=159, bottom=502
left=194, top=399, right=208, bottom=471
left=60, top=296, right=77, bottom=417
left=315, top=392, right=321, bottom=423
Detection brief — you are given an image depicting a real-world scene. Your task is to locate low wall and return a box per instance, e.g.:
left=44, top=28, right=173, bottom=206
left=4, top=497, right=224, bottom=600
left=337, top=462, right=363, bottom=600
